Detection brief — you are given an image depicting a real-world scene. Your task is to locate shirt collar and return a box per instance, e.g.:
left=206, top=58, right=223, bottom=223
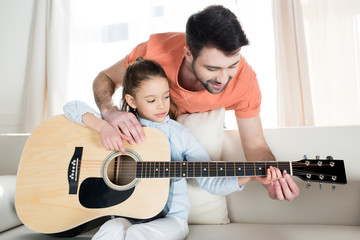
left=138, top=115, right=170, bottom=127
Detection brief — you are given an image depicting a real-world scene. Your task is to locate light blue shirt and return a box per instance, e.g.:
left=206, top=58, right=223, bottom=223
left=64, top=100, right=243, bottom=221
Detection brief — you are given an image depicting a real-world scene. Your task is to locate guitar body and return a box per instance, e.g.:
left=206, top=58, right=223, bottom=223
left=15, top=115, right=170, bottom=234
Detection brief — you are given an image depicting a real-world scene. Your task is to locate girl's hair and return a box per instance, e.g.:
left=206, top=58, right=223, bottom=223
left=120, top=57, right=178, bottom=119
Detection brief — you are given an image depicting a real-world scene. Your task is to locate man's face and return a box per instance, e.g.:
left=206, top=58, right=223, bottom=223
left=191, top=47, right=241, bottom=94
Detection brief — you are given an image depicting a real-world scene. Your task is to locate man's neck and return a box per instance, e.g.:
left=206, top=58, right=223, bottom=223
left=178, top=58, right=204, bottom=92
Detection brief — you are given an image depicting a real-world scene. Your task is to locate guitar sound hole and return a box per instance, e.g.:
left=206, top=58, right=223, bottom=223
left=107, top=155, right=136, bottom=187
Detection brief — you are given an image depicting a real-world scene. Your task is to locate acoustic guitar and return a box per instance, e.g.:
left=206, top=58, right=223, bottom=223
left=15, top=115, right=347, bottom=235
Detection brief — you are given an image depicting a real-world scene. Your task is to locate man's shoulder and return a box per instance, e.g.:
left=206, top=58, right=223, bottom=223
left=149, top=32, right=185, bottom=42
left=147, top=32, right=186, bottom=50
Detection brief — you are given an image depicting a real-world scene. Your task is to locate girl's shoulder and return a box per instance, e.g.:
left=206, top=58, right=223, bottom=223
left=168, top=119, right=194, bottom=138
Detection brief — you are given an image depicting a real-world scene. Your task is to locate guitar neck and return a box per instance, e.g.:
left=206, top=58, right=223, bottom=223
left=135, top=161, right=291, bottom=179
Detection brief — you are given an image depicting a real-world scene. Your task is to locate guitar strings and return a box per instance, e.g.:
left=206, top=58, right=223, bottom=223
left=78, top=161, right=338, bottom=179
left=79, top=159, right=338, bottom=167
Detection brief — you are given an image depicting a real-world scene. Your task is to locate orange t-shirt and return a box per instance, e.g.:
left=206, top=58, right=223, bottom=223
left=124, top=32, right=261, bottom=118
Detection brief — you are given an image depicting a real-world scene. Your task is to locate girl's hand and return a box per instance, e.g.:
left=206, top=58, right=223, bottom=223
left=99, top=121, right=131, bottom=154
left=103, top=110, right=145, bottom=145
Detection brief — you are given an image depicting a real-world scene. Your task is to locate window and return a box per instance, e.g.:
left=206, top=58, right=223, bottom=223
left=68, top=0, right=277, bottom=129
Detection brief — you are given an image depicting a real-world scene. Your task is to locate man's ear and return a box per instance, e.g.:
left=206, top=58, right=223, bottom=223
left=125, top=94, right=136, bottom=109
left=183, top=46, right=194, bottom=63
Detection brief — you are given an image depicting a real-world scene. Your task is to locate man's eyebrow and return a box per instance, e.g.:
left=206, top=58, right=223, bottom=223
left=204, top=60, right=240, bottom=69
left=229, top=60, right=240, bottom=67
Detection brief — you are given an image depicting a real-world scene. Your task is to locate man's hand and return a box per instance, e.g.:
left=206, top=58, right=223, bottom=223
left=102, top=110, right=145, bottom=145
left=257, top=169, right=300, bottom=201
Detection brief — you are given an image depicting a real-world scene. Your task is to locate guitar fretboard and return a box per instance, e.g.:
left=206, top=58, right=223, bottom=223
left=135, top=161, right=291, bottom=179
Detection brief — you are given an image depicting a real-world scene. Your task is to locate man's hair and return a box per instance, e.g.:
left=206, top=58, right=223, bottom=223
left=186, top=5, right=249, bottom=60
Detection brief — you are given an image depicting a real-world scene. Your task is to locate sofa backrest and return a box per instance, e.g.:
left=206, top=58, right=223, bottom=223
left=0, top=134, right=29, bottom=175
left=222, top=126, right=360, bottom=226
left=2, top=126, right=360, bottom=226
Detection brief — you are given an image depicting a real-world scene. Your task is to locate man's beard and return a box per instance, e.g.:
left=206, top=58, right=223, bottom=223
left=191, top=61, right=232, bottom=94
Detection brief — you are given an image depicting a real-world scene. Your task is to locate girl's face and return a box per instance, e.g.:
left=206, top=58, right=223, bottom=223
left=125, top=76, right=170, bottom=123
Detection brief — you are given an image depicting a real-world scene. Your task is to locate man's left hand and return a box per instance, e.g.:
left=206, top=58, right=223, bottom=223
left=257, top=168, right=300, bottom=201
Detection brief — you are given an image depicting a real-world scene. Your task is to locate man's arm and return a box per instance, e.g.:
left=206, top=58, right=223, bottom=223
left=93, top=59, right=145, bottom=145
left=236, top=115, right=300, bottom=201
left=93, top=59, right=126, bottom=115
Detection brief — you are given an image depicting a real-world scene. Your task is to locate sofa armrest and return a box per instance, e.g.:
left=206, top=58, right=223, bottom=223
left=0, top=175, right=22, bottom=232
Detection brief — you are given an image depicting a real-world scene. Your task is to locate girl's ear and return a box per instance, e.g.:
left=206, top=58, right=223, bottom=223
left=125, top=94, right=137, bottom=109
left=183, top=46, right=194, bottom=63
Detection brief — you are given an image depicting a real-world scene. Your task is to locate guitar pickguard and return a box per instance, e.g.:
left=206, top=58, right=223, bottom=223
left=79, top=177, right=135, bottom=208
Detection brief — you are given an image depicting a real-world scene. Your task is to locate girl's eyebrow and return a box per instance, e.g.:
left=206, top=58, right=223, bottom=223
left=144, top=90, right=170, bottom=98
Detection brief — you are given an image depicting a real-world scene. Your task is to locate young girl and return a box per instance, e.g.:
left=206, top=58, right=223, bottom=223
left=63, top=58, right=243, bottom=240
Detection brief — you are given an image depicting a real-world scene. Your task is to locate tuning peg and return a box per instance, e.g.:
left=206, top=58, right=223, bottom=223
left=303, top=155, right=308, bottom=160
left=306, top=181, right=311, bottom=189
left=326, top=156, right=333, bottom=160
left=332, top=183, right=336, bottom=191
left=316, top=155, right=320, bottom=160
left=319, top=182, right=323, bottom=190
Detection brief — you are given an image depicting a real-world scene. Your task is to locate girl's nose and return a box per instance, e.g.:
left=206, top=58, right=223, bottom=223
left=157, top=100, right=165, bottom=109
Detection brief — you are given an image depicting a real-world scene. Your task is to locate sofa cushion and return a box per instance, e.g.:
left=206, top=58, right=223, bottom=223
left=187, top=223, right=360, bottom=240
left=0, top=175, right=22, bottom=233
left=177, top=108, right=229, bottom=224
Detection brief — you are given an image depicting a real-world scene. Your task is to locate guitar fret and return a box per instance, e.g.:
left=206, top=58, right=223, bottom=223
left=181, top=162, right=187, bottom=178
left=245, top=162, right=255, bottom=176
left=255, top=162, right=266, bottom=176
left=158, top=161, right=163, bottom=178
left=136, top=161, right=141, bottom=178
left=187, top=162, right=194, bottom=178
left=209, top=162, right=216, bottom=177
left=152, top=162, right=155, bottom=178
left=149, top=162, right=153, bottom=178
left=203, top=162, right=209, bottom=177
left=155, top=162, right=159, bottom=178
left=218, top=162, right=226, bottom=177
left=176, top=162, right=181, bottom=178
left=165, top=162, right=170, bottom=178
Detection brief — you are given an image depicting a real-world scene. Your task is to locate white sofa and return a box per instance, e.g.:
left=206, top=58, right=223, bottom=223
left=1, top=121, right=360, bottom=240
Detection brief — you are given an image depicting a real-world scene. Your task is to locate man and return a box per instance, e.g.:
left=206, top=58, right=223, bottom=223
left=92, top=5, right=299, bottom=201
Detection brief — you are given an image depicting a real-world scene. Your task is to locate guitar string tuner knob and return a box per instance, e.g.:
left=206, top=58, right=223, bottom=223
left=303, top=155, right=308, bottom=160
left=326, top=156, right=334, bottom=160
left=319, top=182, right=323, bottom=190
left=332, top=184, right=336, bottom=191
left=316, top=155, right=320, bottom=160
left=306, top=181, right=311, bottom=189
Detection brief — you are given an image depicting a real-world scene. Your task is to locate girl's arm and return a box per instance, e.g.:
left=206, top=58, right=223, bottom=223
left=63, top=100, right=128, bottom=153
left=180, top=127, right=244, bottom=195
left=82, top=113, right=127, bottom=153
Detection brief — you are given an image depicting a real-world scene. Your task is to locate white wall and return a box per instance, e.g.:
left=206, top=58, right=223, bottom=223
left=0, top=0, right=34, bottom=133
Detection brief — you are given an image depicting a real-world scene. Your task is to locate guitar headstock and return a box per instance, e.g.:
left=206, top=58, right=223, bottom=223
left=293, top=156, right=347, bottom=188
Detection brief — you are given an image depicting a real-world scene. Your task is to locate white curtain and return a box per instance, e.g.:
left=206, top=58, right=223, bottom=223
left=272, top=0, right=314, bottom=127
left=273, top=0, right=360, bottom=127
left=301, top=0, right=360, bottom=126
left=21, top=0, right=70, bottom=132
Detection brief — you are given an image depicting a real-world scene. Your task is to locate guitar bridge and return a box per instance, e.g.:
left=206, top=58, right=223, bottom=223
left=68, top=147, right=83, bottom=194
